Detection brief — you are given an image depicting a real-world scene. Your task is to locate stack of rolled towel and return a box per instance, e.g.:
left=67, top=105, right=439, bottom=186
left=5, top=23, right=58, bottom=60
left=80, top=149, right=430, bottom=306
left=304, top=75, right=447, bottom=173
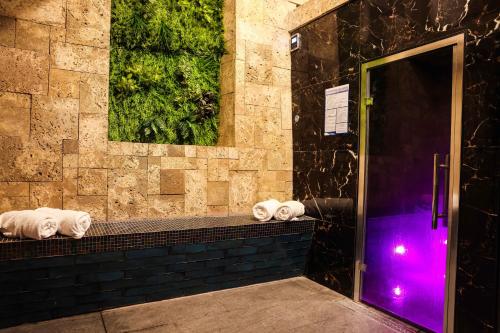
left=0, top=208, right=92, bottom=240
left=252, top=199, right=305, bottom=222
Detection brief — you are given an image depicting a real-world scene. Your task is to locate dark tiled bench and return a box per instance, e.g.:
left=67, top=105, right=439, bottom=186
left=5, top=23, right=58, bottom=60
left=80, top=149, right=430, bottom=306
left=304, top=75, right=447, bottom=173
left=0, top=216, right=316, bottom=329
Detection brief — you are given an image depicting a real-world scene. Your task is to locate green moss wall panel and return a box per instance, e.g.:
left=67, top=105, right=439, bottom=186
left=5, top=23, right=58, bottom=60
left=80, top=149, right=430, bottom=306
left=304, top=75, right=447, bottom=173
left=108, top=0, right=225, bottom=145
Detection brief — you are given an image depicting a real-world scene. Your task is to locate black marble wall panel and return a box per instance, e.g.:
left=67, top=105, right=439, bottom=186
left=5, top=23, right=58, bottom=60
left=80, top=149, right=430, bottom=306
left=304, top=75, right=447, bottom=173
left=292, top=0, right=499, bottom=331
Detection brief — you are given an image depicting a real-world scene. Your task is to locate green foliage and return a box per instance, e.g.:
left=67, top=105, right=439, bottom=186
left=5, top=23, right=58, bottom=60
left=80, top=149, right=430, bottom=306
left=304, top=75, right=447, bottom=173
left=109, top=0, right=225, bottom=145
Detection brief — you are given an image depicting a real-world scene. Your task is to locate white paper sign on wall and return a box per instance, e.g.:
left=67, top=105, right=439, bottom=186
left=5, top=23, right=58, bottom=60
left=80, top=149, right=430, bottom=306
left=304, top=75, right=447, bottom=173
left=324, top=84, right=349, bottom=135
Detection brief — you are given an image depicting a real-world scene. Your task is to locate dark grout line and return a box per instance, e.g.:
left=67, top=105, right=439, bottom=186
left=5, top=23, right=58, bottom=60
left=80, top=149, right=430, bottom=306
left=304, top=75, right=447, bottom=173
left=100, top=311, right=109, bottom=333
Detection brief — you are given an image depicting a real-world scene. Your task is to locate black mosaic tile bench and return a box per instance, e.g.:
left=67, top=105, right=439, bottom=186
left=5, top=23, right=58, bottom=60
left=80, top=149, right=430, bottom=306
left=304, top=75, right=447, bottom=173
left=0, top=215, right=316, bottom=328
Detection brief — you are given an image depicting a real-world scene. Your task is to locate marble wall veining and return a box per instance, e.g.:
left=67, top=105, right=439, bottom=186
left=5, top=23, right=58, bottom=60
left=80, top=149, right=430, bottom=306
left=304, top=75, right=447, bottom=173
left=0, top=0, right=299, bottom=221
left=291, top=0, right=499, bottom=331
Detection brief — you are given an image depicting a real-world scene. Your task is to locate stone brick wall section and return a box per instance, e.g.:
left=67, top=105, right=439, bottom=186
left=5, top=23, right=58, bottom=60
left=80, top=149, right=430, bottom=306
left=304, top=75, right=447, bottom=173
left=0, top=0, right=300, bottom=221
left=0, top=233, right=312, bottom=328
left=286, top=0, right=348, bottom=30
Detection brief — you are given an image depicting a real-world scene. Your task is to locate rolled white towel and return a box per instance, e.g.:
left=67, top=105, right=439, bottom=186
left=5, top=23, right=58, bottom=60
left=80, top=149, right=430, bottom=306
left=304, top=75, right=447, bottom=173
left=36, top=207, right=91, bottom=239
left=252, top=199, right=281, bottom=222
left=274, top=201, right=305, bottom=221
left=0, top=210, right=59, bottom=240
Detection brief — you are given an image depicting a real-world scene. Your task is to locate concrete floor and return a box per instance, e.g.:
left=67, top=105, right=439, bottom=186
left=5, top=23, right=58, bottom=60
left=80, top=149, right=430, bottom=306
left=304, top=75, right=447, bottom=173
left=1, top=277, right=420, bottom=333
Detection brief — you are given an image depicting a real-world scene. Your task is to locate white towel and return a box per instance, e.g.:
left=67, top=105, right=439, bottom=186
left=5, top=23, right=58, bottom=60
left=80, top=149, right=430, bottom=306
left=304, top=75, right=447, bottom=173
left=0, top=210, right=59, bottom=240
left=252, top=199, right=281, bottom=222
left=274, top=201, right=305, bottom=221
left=36, top=207, right=91, bottom=239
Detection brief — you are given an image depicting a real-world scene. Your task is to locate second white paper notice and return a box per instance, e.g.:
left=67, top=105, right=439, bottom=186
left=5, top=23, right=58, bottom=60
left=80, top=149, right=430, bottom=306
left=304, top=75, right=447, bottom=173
left=325, top=84, right=349, bottom=135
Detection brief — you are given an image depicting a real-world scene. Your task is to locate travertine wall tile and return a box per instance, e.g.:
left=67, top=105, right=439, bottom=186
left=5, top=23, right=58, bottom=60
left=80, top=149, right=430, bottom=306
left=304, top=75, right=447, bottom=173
left=63, top=139, right=79, bottom=155
left=236, top=21, right=273, bottom=45
left=31, top=96, right=79, bottom=143
left=108, top=169, right=148, bottom=220
left=196, top=158, right=208, bottom=170
left=280, top=87, right=293, bottom=130
left=63, top=167, right=78, bottom=197
left=228, top=148, right=239, bottom=159
left=80, top=74, right=109, bottom=114
left=244, top=83, right=280, bottom=108
left=63, top=154, right=78, bottom=168
left=0, top=197, right=30, bottom=213
left=0, top=46, right=49, bottom=95
left=245, top=41, right=272, bottom=84
left=237, top=0, right=264, bottom=22
left=0, top=91, right=31, bottom=109
left=207, top=205, right=229, bottom=216
left=257, top=190, right=288, bottom=202
left=0, top=106, right=30, bottom=140
left=78, top=168, right=107, bottom=195
left=0, top=136, right=62, bottom=182
left=64, top=195, right=107, bottom=221
left=185, top=169, right=207, bottom=216
left=0, top=0, right=66, bottom=26
left=264, top=0, right=297, bottom=29
left=220, top=59, right=235, bottom=94
left=79, top=151, right=108, bottom=169
left=147, top=156, right=161, bottom=195
left=231, top=148, right=266, bottom=171
left=267, top=148, right=293, bottom=171
left=0, top=182, right=29, bottom=197
left=286, top=0, right=348, bottom=31
left=229, top=171, right=257, bottom=214
left=272, top=67, right=291, bottom=86
left=107, top=156, right=148, bottom=170
left=49, top=69, right=80, bottom=98
left=15, top=20, right=50, bottom=53
left=147, top=195, right=184, bottom=218
left=30, top=182, right=63, bottom=209
left=185, top=146, right=197, bottom=158
left=148, top=144, right=168, bottom=157
left=235, top=115, right=255, bottom=147
left=51, top=42, right=109, bottom=74
left=67, top=0, right=111, bottom=32
left=160, top=157, right=197, bottom=170
left=108, top=141, right=148, bottom=156
left=160, top=170, right=185, bottom=195
left=50, top=26, right=66, bottom=44
left=0, top=16, right=15, bottom=47
left=66, top=26, right=110, bottom=49
left=207, top=181, right=229, bottom=206
left=79, top=113, right=108, bottom=153
left=167, top=145, right=186, bottom=157
left=218, top=93, right=235, bottom=146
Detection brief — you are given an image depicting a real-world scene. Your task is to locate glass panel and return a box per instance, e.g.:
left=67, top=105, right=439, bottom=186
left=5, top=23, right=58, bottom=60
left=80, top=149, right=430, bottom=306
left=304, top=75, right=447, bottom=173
left=361, top=47, right=453, bottom=333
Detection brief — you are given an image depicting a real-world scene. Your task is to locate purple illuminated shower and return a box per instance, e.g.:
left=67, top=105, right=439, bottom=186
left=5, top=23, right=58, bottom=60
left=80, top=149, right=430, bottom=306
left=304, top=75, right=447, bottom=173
left=360, top=46, right=453, bottom=332
left=362, top=212, right=448, bottom=332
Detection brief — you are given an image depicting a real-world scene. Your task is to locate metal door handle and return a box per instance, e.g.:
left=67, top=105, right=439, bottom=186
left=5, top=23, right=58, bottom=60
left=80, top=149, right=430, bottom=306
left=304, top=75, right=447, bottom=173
left=441, top=154, right=450, bottom=223
left=431, top=153, right=450, bottom=230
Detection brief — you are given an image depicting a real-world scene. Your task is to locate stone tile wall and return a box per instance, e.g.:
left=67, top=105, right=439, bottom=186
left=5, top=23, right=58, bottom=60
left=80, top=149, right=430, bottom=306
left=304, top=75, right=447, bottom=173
left=0, top=0, right=299, bottom=221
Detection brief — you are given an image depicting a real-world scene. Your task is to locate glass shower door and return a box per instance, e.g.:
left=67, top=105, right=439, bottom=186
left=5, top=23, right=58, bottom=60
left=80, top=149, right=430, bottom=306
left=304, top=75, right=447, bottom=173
left=360, top=47, right=453, bottom=333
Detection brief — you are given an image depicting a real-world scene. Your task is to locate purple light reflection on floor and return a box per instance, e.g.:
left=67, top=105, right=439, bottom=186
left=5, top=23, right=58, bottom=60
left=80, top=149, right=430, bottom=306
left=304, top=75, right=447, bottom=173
left=361, top=211, right=447, bottom=333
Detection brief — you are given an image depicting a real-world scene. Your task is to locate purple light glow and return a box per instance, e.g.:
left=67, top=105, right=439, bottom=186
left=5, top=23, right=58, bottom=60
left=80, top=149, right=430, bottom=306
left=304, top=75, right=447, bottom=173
left=394, top=245, right=407, bottom=255
left=361, top=212, right=447, bottom=333
left=392, top=286, right=403, bottom=297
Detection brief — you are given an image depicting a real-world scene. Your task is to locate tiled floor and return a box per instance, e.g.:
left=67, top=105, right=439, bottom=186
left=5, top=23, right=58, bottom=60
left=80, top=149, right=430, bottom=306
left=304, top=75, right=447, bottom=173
left=1, top=277, right=420, bottom=333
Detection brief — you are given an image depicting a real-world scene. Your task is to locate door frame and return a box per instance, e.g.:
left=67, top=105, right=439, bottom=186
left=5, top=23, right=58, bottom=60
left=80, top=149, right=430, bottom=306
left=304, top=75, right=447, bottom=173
left=353, top=33, right=465, bottom=333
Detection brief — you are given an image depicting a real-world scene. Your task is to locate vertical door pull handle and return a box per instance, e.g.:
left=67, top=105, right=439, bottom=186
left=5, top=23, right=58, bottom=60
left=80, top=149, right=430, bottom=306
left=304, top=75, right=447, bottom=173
left=432, top=154, right=440, bottom=230
left=440, top=154, right=450, bottom=221
left=432, top=153, right=450, bottom=230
